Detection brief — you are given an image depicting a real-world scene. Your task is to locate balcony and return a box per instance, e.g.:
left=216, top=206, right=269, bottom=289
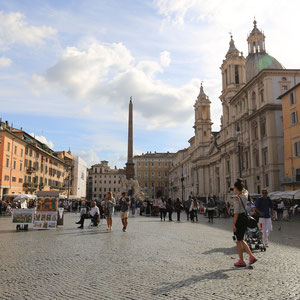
left=27, top=167, right=38, bottom=174
left=23, top=182, right=38, bottom=190
left=281, top=175, right=300, bottom=184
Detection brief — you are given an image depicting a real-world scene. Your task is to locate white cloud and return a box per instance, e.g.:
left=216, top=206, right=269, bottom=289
left=72, top=149, right=100, bottom=168
left=0, top=56, right=12, bottom=67
left=30, top=133, right=54, bottom=149
left=160, top=51, right=171, bottom=67
left=0, top=11, right=56, bottom=49
left=153, top=0, right=300, bottom=131
left=32, top=40, right=198, bottom=129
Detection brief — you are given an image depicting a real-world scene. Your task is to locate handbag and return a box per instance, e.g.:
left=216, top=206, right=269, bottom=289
left=237, top=195, right=258, bottom=229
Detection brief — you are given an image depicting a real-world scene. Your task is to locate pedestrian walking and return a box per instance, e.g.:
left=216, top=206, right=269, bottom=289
left=119, top=192, right=130, bottom=232
left=185, top=196, right=192, bottom=221
left=232, top=179, right=257, bottom=267
left=166, top=198, right=173, bottom=221
left=190, top=198, right=198, bottom=222
left=158, top=197, right=166, bottom=221
left=130, top=197, right=136, bottom=216
left=102, top=192, right=116, bottom=231
left=175, top=198, right=183, bottom=221
left=207, top=198, right=215, bottom=223
left=255, top=189, right=274, bottom=247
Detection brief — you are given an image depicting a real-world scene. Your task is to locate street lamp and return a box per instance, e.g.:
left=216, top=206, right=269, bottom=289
left=236, top=126, right=242, bottom=179
left=181, top=165, right=184, bottom=201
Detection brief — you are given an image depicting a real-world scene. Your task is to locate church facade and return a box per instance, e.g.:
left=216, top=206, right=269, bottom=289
left=169, top=21, right=300, bottom=201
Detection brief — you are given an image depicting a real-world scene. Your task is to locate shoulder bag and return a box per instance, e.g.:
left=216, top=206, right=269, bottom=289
left=238, top=195, right=257, bottom=229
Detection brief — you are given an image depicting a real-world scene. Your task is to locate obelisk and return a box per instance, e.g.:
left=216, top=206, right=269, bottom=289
left=125, top=97, right=135, bottom=180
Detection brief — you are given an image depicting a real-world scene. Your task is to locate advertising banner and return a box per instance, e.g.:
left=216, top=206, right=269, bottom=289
left=12, top=209, right=34, bottom=224
left=33, top=211, right=58, bottom=230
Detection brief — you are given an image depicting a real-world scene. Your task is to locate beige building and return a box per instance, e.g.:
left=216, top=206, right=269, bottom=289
left=133, top=152, right=175, bottom=198
left=279, top=83, right=300, bottom=190
left=88, top=161, right=125, bottom=201
left=169, top=20, right=300, bottom=201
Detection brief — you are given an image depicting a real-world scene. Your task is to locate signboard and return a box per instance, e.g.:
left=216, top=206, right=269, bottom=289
left=12, top=209, right=34, bottom=224
left=33, top=211, right=57, bottom=230
left=37, top=197, right=58, bottom=212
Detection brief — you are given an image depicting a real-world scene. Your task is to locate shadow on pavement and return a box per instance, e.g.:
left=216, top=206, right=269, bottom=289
left=152, top=268, right=237, bottom=296
left=202, top=246, right=237, bottom=256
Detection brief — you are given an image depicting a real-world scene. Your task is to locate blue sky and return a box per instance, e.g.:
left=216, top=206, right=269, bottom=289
left=1, top=0, right=300, bottom=167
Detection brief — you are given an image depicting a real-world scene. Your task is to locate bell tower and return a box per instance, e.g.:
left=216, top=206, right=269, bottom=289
left=220, top=35, right=246, bottom=128
left=194, top=83, right=212, bottom=145
left=247, top=19, right=266, bottom=55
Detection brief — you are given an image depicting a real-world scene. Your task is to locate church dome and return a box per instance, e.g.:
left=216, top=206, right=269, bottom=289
left=246, top=53, right=284, bottom=82
left=245, top=20, right=284, bottom=82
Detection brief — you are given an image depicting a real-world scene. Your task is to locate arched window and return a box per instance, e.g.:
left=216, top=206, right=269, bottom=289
left=260, top=90, right=264, bottom=102
left=252, top=91, right=257, bottom=111
left=235, top=65, right=239, bottom=84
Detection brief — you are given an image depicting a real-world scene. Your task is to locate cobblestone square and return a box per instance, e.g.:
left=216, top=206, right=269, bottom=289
left=0, top=213, right=299, bottom=300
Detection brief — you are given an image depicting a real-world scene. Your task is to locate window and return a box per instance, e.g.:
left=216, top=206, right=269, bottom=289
left=12, top=177, right=16, bottom=182
left=21, top=149, right=23, bottom=157
left=29, top=149, right=32, bottom=156
left=235, top=65, right=239, bottom=84
left=13, top=160, right=16, bottom=169
left=290, top=92, right=295, bottom=105
left=6, top=157, right=9, bottom=168
left=260, top=90, right=264, bottom=102
left=151, top=182, right=154, bottom=187
left=282, top=85, right=288, bottom=91
left=262, top=148, right=268, bottom=165
left=145, top=182, right=148, bottom=187
left=294, top=141, right=300, bottom=157
left=226, top=160, right=230, bottom=174
left=7, top=142, right=10, bottom=151
left=4, top=175, right=9, bottom=181
left=14, top=146, right=17, bottom=154
left=290, top=111, right=298, bottom=125
left=19, top=178, right=23, bottom=183
left=255, top=151, right=259, bottom=167
left=94, top=188, right=96, bottom=192
left=20, top=162, right=23, bottom=171
left=260, top=119, right=266, bottom=137
left=252, top=91, right=256, bottom=111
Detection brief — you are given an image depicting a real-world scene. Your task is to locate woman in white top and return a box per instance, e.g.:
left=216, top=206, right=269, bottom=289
left=102, top=192, right=116, bottom=230
left=158, top=197, right=166, bottom=221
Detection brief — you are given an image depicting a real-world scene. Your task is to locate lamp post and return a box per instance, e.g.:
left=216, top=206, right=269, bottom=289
left=181, top=165, right=184, bottom=201
left=237, top=127, right=242, bottom=179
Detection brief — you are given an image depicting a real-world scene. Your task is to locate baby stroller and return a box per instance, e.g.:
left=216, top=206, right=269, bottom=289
left=245, top=225, right=266, bottom=252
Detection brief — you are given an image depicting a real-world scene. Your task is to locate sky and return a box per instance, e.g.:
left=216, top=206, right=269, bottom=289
left=1, top=0, right=300, bottom=168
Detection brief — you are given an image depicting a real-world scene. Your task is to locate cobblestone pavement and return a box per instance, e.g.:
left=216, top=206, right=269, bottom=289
left=0, top=212, right=299, bottom=300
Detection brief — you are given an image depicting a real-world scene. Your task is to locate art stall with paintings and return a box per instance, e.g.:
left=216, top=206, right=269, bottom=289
left=12, top=209, right=35, bottom=231
left=33, top=197, right=58, bottom=230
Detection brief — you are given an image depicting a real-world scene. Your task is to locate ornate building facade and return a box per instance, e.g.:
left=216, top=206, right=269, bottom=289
left=87, top=161, right=125, bottom=201
left=133, top=152, right=175, bottom=198
left=169, top=21, right=300, bottom=201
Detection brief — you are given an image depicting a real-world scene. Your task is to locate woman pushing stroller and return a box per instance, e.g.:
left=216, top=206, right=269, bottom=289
left=232, top=179, right=257, bottom=267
